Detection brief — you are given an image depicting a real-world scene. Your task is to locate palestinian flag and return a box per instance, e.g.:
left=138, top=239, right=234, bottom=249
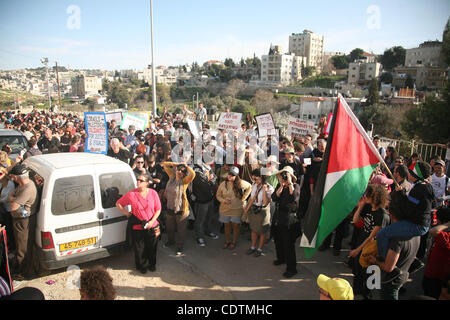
left=301, top=95, right=384, bottom=258
left=408, top=162, right=424, bottom=180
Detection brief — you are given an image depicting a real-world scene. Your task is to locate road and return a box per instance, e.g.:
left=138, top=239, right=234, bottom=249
left=20, top=225, right=425, bottom=300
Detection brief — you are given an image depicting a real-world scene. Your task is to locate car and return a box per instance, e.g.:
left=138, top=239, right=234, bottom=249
left=0, top=129, right=29, bottom=161
left=23, top=153, right=137, bottom=270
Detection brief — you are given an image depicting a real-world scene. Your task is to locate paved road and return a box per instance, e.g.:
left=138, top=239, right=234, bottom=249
left=22, top=224, right=425, bottom=300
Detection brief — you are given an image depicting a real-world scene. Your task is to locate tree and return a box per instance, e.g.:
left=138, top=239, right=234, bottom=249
left=331, top=55, right=349, bottom=69
left=380, top=46, right=406, bottom=71
left=224, top=58, right=235, bottom=68
left=442, top=18, right=450, bottom=65
left=379, top=72, right=393, bottom=84
left=107, top=82, right=130, bottom=108
left=357, top=104, right=394, bottom=137
left=349, top=48, right=365, bottom=62
left=405, top=74, right=415, bottom=89
left=301, top=66, right=315, bottom=78
left=367, top=78, right=379, bottom=106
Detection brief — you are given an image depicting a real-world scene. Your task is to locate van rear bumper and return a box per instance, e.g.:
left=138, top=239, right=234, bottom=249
left=37, top=242, right=129, bottom=270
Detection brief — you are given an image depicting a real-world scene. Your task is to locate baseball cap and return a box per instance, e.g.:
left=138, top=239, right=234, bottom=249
left=9, top=163, right=29, bottom=176
left=284, top=147, right=295, bottom=154
left=371, top=174, right=394, bottom=186
left=229, top=166, right=239, bottom=176
left=434, top=159, right=445, bottom=167
left=128, top=125, right=136, bottom=131
left=317, top=274, right=354, bottom=300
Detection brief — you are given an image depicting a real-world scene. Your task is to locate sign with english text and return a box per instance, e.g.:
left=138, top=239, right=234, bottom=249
left=84, top=112, right=108, bottom=154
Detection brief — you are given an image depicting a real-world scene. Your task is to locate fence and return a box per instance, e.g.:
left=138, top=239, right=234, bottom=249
left=379, top=137, right=446, bottom=163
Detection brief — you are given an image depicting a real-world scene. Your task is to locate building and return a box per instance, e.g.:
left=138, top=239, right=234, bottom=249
left=405, top=41, right=443, bottom=67
left=289, top=30, right=324, bottom=71
left=71, top=75, right=102, bottom=98
left=322, top=51, right=346, bottom=74
left=392, top=65, right=447, bottom=90
left=261, top=45, right=307, bottom=85
left=348, top=59, right=382, bottom=85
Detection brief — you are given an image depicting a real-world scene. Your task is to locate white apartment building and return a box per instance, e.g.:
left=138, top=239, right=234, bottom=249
left=405, top=41, right=443, bottom=67
left=289, top=30, right=324, bottom=71
left=261, top=45, right=307, bottom=85
left=71, top=75, right=102, bottom=98
left=138, top=65, right=177, bottom=86
left=348, top=59, right=382, bottom=85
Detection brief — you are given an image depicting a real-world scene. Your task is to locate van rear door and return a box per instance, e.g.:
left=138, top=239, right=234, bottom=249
left=95, top=167, right=136, bottom=248
left=49, top=171, right=101, bottom=257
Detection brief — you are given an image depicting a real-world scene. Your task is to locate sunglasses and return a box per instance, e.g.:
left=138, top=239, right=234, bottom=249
left=136, top=161, right=144, bottom=164
left=137, top=179, right=148, bottom=183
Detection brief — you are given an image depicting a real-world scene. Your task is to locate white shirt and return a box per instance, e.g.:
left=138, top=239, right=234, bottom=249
left=0, top=180, right=15, bottom=212
left=430, top=174, right=449, bottom=199
left=250, top=183, right=274, bottom=206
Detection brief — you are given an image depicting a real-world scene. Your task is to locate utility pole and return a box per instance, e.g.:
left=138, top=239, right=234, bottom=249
left=55, top=62, right=62, bottom=110
left=150, top=0, right=157, bottom=118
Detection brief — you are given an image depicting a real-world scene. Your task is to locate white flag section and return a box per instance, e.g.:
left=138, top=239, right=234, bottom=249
left=120, top=113, right=146, bottom=131
left=217, top=112, right=242, bottom=130
left=286, top=117, right=315, bottom=137
left=255, top=113, right=276, bottom=137
left=84, top=112, right=108, bottom=154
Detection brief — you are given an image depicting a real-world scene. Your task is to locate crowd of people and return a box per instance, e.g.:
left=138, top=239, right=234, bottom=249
left=0, top=106, right=449, bottom=300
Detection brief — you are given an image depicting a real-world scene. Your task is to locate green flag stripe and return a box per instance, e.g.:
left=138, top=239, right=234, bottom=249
left=303, top=164, right=377, bottom=259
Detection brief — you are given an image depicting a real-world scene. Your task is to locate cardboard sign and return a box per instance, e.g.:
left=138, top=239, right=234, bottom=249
left=255, top=113, right=276, bottom=137
left=217, top=112, right=242, bottom=131
left=105, top=112, right=123, bottom=124
left=120, top=113, right=146, bottom=131
left=325, top=113, right=333, bottom=135
left=286, top=117, right=315, bottom=137
left=84, top=112, right=108, bottom=154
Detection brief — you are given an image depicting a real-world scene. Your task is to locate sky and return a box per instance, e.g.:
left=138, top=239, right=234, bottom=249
left=0, top=0, right=449, bottom=71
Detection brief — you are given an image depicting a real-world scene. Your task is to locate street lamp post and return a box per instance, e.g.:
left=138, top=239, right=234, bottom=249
left=40, top=58, right=52, bottom=110
left=150, top=0, right=157, bottom=118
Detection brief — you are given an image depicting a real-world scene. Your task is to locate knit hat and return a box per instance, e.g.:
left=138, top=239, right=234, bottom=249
left=317, top=274, right=354, bottom=300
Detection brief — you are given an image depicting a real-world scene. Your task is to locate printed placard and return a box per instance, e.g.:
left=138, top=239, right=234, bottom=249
left=217, top=112, right=242, bottom=130
left=286, top=117, right=315, bottom=137
left=127, top=111, right=151, bottom=128
left=120, top=113, right=146, bottom=131
left=255, top=113, right=276, bottom=137
left=84, top=112, right=108, bottom=154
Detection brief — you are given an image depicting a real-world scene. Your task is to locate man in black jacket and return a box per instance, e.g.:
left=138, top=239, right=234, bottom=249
left=192, top=163, right=219, bottom=246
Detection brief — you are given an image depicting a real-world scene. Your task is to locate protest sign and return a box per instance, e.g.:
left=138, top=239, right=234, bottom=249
left=187, top=119, right=202, bottom=139
left=217, top=112, right=242, bottom=130
left=84, top=112, right=108, bottom=154
left=105, top=112, right=122, bottom=124
left=286, top=117, right=315, bottom=137
left=127, top=111, right=151, bottom=128
left=120, top=113, right=146, bottom=131
left=255, top=113, right=276, bottom=137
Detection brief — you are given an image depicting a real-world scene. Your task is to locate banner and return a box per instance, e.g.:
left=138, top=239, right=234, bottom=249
left=255, top=113, right=276, bottom=137
left=120, top=113, right=146, bottom=131
left=217, top=112, right=242, bottom=130
left=105, top=112, right=123, bottom=124
left=286, top=117, right=315, bottom=137
left=84, top=112, right=108, bottom=154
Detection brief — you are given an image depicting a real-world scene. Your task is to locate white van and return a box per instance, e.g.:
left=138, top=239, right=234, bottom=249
left=23, top=153, right=136, bottom=270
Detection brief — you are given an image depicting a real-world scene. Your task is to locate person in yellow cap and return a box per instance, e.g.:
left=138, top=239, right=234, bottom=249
left=317, top=274, right=354, bottom=300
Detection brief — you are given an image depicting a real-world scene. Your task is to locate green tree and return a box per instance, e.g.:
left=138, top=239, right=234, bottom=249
left=349, top=48, right=365, bottom=62
left=224, top=58, right=235, bottom=68
left=107, top=82, right=130, bottom=108
left=357, top=104, right=394, bottom=137
left=301, top=66, right=315, bottom=78
left=331, top=55, right=349, bottom=69
left=405, top=74, right=415, bottom=89
left=379, top=72, right=393, bottom=84
left=367, top=78, right=379, bottom=106
left=380, top=46, right=406, bottom=71
left=442, top=18, right=450, bottom=65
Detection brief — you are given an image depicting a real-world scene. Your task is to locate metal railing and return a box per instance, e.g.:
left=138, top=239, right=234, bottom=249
left=380, top=137, right=446, bottom=163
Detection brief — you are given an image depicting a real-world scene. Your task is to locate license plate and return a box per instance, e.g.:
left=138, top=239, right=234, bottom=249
left=59, top=237, right=97, bottom=252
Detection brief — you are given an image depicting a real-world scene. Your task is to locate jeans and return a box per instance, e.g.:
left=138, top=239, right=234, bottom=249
left=194, top=200, right=219, bottom=238
left=376, top=220, right=429, bottom=258
left=380, top=282, right=401, bottom=300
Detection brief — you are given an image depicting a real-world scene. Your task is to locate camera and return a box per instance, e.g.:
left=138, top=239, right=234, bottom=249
left=281, top=172, right=288, bottom=181
left=141, top=220, right=150, bottom=229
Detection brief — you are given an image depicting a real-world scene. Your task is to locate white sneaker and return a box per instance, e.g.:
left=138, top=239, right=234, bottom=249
left=197, top=238, right=206, bottom=247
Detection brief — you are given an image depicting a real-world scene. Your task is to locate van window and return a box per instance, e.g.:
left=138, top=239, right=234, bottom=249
left=51, top=175, right=95, bottom=215
left=100, top=172, right=135, bottom=209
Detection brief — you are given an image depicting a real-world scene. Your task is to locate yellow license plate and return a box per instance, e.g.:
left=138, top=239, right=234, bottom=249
left=59, top=237, right=97, bottom=252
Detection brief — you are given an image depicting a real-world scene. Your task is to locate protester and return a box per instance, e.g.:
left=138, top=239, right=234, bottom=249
left=271, top=166, right=301, bottom=278
left=430, top=159, right=449, bottom=207
left=116, top=174, right=161, bottom=273
left=0, top=167, right=16, bottom=251
left=243, top=169, right=274, bottom=257
left=161, top=162, right=195, bottom=256
left=216, top=166, right=251, bottom=250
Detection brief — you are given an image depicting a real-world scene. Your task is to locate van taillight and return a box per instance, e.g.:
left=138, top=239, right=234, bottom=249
left=41, top=232, right=54, bottom=249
